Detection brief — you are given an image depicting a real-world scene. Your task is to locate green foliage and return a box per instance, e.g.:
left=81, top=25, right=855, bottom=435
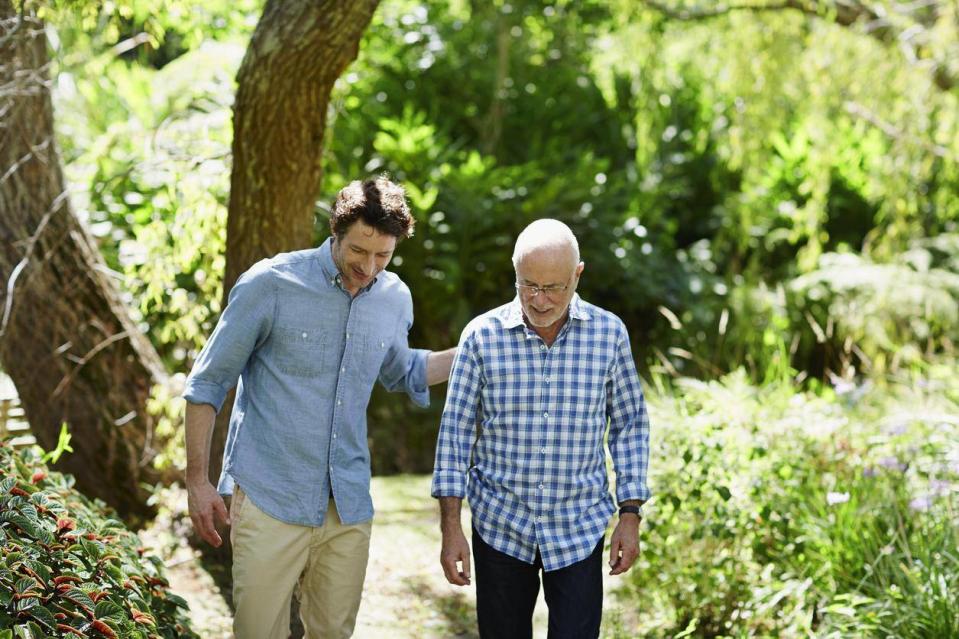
left=55, top=40, right=242, bottom=369
left=39, top=425, right=73, bottom=467
left=0, top=444, right=198, bottom=638
left=44, top=0, right=261, bottom=72
left=790, top=236, right=959, bottom=374
left=592, top=2, right=959, bottom=378
left=629, top=365, right=959, bottom=636
left=47, top=0, right=959, bottom=474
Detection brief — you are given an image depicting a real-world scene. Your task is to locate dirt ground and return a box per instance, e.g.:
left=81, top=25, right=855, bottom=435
left=140, top=476, right=639, bottom=638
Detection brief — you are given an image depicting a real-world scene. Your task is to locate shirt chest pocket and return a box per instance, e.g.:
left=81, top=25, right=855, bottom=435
left=357, top=331, right=391, bottom=377
left=273, top=327, right=326, bottom=378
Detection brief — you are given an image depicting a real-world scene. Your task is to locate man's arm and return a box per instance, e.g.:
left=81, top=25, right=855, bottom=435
left=426, top=347, right=456, bottom=385
left=431, top=330, right=482, bottom=586
left=181, top=265, right=273, bottom=546
left=605, top=325, right=652, bottom=576
left=439, top=497, right=471, bottom=585
left=185, top=401, right=230, bottom=547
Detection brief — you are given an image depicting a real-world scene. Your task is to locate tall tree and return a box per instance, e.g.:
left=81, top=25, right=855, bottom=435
left=0, top=0, right=166, bottom=520
left=207, top=0, right=381, bottom=487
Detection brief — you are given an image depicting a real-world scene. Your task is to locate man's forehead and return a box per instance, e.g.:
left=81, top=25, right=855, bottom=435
left=516, top=245, right=576, bottom=268
left=344, top=221, right=396, bottom=249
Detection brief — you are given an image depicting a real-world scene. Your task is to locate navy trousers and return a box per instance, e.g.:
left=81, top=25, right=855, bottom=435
left=472, top=528, right=604, bottom=639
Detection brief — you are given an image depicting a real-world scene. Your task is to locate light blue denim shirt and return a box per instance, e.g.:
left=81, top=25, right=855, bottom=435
left=183, top=238, right=430, bottom=526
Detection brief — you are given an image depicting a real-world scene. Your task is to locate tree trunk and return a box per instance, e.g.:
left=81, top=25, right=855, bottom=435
left=0, top=1, right=166, bottom=522
left=208, top=0, right=380, bottom=487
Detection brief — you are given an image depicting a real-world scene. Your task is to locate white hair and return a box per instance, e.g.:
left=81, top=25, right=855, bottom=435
left=511, top=219, right=580, bottom=268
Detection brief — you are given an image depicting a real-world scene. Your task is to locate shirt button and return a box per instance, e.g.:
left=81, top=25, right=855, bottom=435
left=536, top=515, right=543, bottom=522
left=332, top=433, right=337, bottom=439
left=341, top=366, right=345, bottom=373
left=540, top=344, right=546, bottom=350
left=538, top=483, right=544, bottom=490
left=543, top=412, right=549, bottom=419
left=544, top=376, right=550, bottom=383
left=337, top=399, right=342, bottom=406
left=301, top=332, right=307, bottom=339
left=541, top=447, right=547, bottom=454
left=346, top=332, right=350, bottom=339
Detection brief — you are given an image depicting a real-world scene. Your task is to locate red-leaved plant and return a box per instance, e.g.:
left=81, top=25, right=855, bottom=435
left=0, top=441, right=198, bottom=638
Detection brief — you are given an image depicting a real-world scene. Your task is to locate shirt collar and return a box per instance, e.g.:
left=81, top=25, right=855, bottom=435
left=319, top=237, right=337, bottom=283
left=318, top=236, right=379, bottom=293
left=502, top=293, right=591, bottom=329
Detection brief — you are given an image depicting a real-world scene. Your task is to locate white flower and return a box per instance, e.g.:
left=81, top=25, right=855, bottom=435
left=826, top=492, right=850, bottom=506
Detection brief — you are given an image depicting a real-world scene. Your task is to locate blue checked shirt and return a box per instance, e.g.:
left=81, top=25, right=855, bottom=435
left=431, top=295, right=651, bottom=571
left=184, top=238, right=429, bottom=527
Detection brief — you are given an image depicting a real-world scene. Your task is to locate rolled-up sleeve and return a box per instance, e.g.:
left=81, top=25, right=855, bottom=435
left=431, top=330, right=482, bottom=499
left=183, top=264, right=275, bottom=412
left=606, top=326, right=651, bottom=504
left=378, top=294, right=430, bottom=408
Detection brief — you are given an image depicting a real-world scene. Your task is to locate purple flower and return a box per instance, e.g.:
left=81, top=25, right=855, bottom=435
left=929, top=480, right=952, bottom=496
left=886, top=422, right=909, bottom=436
left=909, top=496, right=933, bottom=512
left=862, top=467, right=878, bottom=478
left=834, top=379, right=856, bottom=396
left=878, top=456, right=907, bottom=472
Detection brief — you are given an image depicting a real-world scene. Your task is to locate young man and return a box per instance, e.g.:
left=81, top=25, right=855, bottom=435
left=184, top=177, right=455, bottom=639
left=432, top=219, right=651, bottom=639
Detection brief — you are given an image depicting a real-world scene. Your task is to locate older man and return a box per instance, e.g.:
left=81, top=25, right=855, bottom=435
left=184, top=177, right=455, bottom=639
left=431, top=219, right=651, bottom=639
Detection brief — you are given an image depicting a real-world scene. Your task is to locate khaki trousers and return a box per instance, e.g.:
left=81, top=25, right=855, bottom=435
left=230, top=487, right=372, bottom=639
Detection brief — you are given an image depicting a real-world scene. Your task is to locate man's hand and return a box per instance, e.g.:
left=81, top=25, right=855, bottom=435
left=440, top=527, right=472, bottom=586
left=187, top=481, right=230, bottom=547
left=608, top=515, right=641, bottom=575
left=184, top=401, right=227, bottom=546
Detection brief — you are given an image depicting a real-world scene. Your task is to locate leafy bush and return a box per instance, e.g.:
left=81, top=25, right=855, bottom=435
left=790, top=236, right=959, bottom=374
left=0, top=443, right=198, bottom=638
left=625, top=365, right=959, bottom=637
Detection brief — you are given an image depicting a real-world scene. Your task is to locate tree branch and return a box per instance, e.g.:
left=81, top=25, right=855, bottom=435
left=641, top=0, right=888, bottom=28
left=53, top=330, right=133, bottom=397
left=0, top=187, right=69, bottom=338
left=844, top=100, right=954, bottom=159
left=641, top=0, right=818, bottom=21
left=640, top=1, right=955, bottom=91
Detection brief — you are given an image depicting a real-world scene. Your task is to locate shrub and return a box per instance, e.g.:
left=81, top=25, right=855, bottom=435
left=624, top=366, right=959, bottom=637
left=0, top=442, right=198, bottom=638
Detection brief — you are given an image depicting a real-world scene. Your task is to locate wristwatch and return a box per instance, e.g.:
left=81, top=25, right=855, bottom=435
left=619, top=505, right=641, bottom=518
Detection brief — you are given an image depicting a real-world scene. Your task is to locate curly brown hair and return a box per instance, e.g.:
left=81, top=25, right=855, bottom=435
left=328, top=176, right=415, bottom=239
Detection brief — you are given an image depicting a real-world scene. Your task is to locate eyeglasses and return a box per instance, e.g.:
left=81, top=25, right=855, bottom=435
left=515, top=282, right=570, bottom=299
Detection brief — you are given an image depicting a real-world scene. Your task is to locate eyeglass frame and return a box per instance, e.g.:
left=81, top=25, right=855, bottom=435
left=514, top=279, right=572, bottom=299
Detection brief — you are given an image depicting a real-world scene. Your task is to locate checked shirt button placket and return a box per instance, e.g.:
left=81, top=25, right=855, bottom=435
left=536, top=340, right=551, bottom=526
left=539, top=409, right=550, bottom=520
